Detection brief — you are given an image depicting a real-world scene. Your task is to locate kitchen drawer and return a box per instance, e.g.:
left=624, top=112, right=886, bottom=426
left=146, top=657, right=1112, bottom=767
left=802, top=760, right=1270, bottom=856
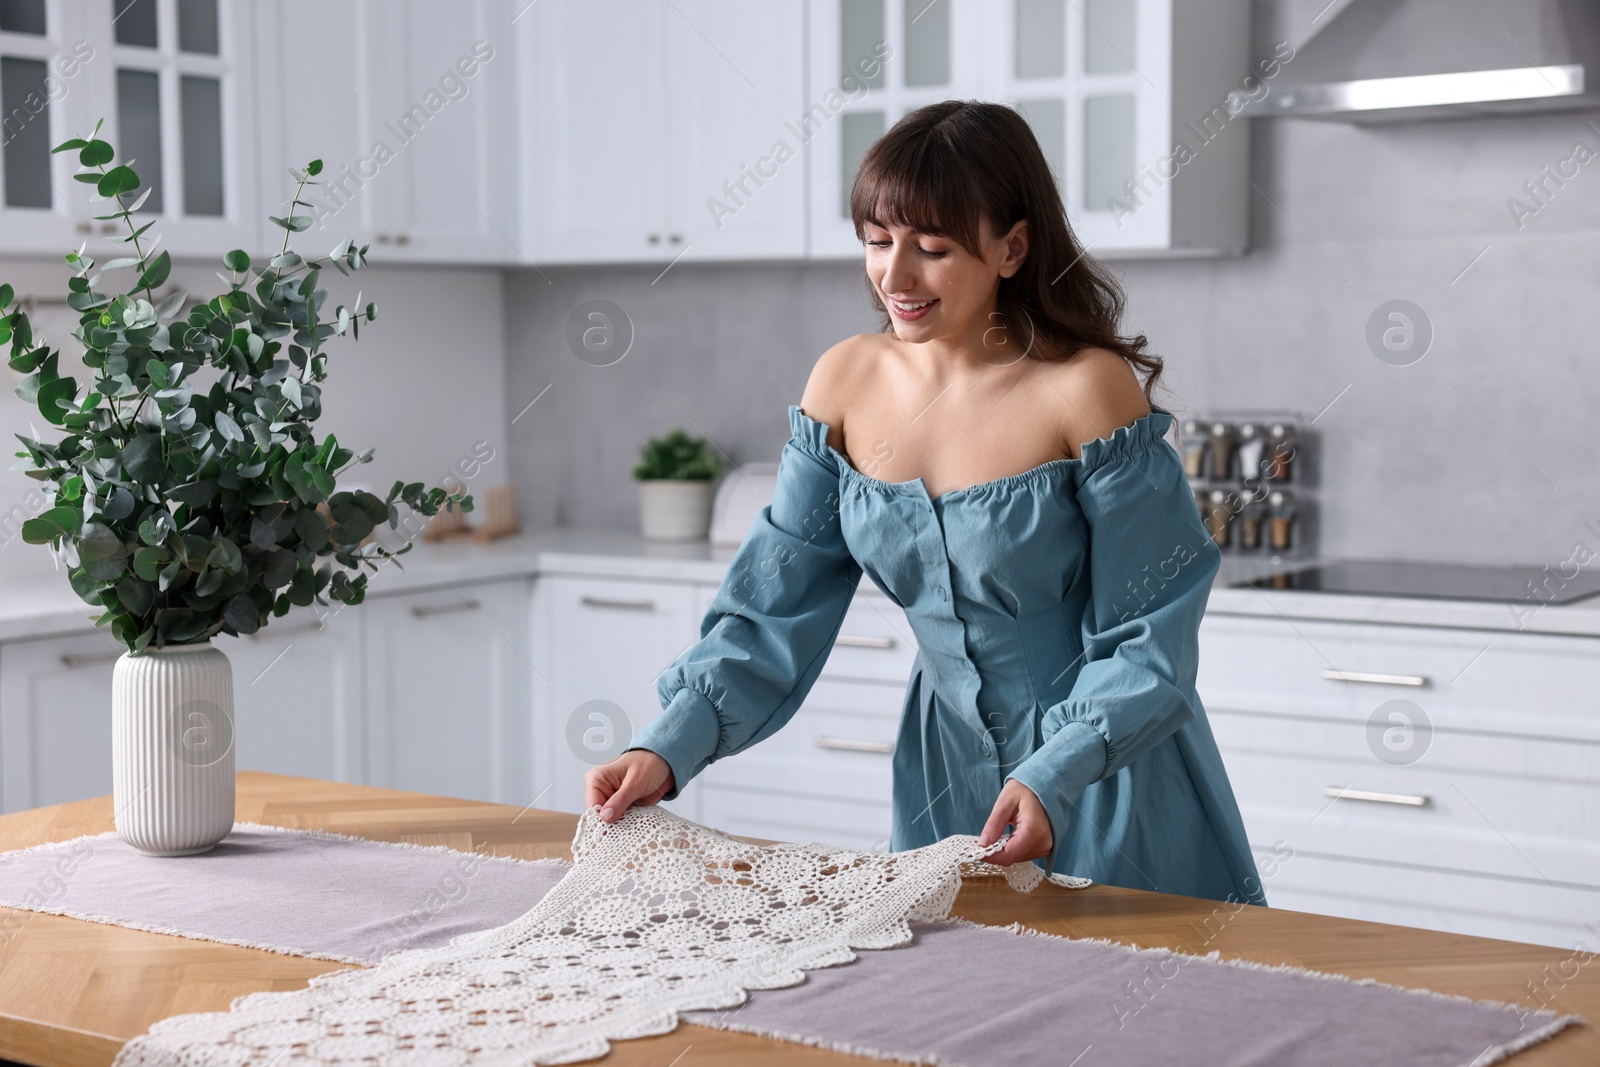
left=1258, top=849, right=1600, bottom=949
left=1212, top=708, right=1600, bottom=889
left=1200, top=614, right=1600, bottom=739
left=820, top=593, right=917, bottom=683
left=697, top=782, right=893, bottom=852
left=696, top=678, right=901, bottom=803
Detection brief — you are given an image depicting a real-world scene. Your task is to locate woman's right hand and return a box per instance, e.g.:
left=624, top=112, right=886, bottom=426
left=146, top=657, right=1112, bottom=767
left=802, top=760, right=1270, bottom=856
left=585, top=749, right=675, bottom=822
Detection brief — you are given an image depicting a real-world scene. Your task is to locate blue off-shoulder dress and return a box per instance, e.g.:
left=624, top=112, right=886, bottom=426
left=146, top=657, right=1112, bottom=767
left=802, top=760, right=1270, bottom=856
left=627, top=403, right=1265, bottom=907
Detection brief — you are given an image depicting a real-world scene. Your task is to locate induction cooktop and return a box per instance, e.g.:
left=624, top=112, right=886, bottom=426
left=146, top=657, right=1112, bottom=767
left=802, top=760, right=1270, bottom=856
left=1232, top=559, right=1600, bottom=605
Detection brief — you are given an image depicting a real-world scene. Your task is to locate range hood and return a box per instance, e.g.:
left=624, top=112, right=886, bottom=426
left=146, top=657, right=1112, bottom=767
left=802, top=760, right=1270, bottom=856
left=1242, top=0, right=1600, bottom=123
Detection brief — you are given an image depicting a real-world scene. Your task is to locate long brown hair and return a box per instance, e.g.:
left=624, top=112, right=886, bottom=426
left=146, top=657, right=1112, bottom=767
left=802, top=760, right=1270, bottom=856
left=850, top=99, right=1162, bottom=401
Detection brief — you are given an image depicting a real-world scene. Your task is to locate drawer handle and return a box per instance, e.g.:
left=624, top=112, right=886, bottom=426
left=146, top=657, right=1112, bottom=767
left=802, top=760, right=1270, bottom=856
left=579, top=595, right=656, bottom=612
left=1322, top=785, right=1430, bottom=808
left=60, top=649, right=124, bottom=669
left=1321, top=668, right=1428, bottom=688
left=835, top=634, right=896, bottom=649
left=411, top=600, right=481, bottom=618
left=815, top=736, right=894, bottom=755
left=249, top=620, right=326, bottom=641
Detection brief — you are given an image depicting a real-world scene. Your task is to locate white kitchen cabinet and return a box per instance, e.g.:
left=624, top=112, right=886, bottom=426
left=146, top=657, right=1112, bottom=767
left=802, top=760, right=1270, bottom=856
left=363, top=578, right=532, bottom=806
left=0, top=0, right=98, bottom=254
left=214, top=607, right=363, bottom=784
left=521, top=0, right=807, bottom=264
left=0, top=630, right=121, bottom=811
left=538, top=574, right=703, bottom=814
left=253, top=0, right=517, bottom=264
left=69, top=0, right=260, bottom=257
left=1199, top=612, right=1600, bottom=947
left=807, top=0, right=1253, bottom=258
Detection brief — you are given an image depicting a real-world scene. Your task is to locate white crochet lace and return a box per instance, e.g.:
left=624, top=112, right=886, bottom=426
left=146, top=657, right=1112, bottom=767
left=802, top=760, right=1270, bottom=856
left=111, top=805, right=1085, bottom=1066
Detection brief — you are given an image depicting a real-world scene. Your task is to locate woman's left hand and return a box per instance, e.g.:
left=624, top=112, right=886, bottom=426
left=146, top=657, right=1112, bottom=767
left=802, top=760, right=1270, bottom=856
left=977, top=779, right=1054, bottom=865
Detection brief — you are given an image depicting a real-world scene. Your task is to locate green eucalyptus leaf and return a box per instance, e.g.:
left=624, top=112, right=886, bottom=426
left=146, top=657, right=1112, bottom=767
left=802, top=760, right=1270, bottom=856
left=20, top=506, right=82, bottom=544
left=134, top=250, right=172, bottom=292
left=97, top=165, right=140, bottom=197
left=121, top=433, right=164, bottom=481
left=78, top=139, right=113, bottom=166
left=115, top=577, right=154, bottom=617
left=36, top=375, right=77, bottom=425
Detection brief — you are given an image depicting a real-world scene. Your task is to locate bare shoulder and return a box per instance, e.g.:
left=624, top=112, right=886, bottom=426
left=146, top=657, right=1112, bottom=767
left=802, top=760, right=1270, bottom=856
left=1041, top=346, right=1152, bottom=457
left=799, top=333, right=888, bottom=451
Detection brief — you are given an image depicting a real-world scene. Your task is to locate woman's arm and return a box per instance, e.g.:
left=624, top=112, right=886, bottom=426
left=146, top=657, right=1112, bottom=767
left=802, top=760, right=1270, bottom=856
left=985, top=354, right=1215, bottom=868
left=589, top=348, right=866, bottom=819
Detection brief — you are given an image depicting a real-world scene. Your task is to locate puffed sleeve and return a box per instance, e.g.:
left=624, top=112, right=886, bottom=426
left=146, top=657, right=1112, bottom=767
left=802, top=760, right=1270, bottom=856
left=1005, top=410, right=1220, bottom=873
left=626, top=405, right=863, bottom=800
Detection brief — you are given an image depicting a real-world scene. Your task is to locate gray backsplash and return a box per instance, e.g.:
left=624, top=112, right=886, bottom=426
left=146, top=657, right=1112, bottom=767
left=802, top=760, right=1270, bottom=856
left=506, top=8, right=1600, bottom=570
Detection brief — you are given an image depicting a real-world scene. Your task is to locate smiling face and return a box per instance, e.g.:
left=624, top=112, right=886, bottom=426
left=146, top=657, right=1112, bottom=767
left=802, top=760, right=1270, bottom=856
left=861, top=217, right=1029, bottom=350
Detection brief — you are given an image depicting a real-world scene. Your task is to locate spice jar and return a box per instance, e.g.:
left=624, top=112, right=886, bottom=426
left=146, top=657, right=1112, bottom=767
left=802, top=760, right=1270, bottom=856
left=1238, top=496, right=1266, bottom=551
left=1267, top=490, right=1296, bottom=551
left=1205, top=488, right=1238, bottom=548
left=1206, top=422, right=1237, bottom=480
left=1267, top=422, right=1297, bottom=482
left=1235, top=422, right=1265, bottom=483
left=1180, top=419, right=1208, bottom=479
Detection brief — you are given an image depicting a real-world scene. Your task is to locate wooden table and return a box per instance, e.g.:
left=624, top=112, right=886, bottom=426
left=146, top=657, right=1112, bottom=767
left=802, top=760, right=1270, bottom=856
left=0, top=772, right=1592, bottom=1066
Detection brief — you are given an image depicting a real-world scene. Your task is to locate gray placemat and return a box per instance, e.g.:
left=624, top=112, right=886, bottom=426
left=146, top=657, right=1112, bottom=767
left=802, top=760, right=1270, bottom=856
left=0, top=822, right=568, bottom=964
left=0, top=827, right=1577, bottom=1066
left=683, top=917, right=1578, bottom=1066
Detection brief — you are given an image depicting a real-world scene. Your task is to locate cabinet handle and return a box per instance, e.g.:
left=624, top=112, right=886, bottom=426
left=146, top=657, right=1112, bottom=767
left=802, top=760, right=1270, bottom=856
left=60, top=649, right=124, bottom=669
left=395, top=233, right=411, bottom=246
left=668, top=233, right=683, bottom=244
left=411, top=600, right=480, bottom=618
left=579, top=595, right=656, bottom=612
left=816, top=736, right=894, bottom=755
left=647, top=233, right=661, bottom=244
left=1321, top=785, right=1430, bottom=808
left=835, top=634, right=896, bottom=649
left=1321, top=668, right=1428, bottom=688
left=375, top=233, right=392, bottom=244
left=249, top=620, right=326, bottom=641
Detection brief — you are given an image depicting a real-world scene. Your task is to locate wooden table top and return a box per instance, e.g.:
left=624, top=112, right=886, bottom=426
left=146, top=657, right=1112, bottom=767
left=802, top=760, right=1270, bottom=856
left=0, top=772, right=1592, bottom=1066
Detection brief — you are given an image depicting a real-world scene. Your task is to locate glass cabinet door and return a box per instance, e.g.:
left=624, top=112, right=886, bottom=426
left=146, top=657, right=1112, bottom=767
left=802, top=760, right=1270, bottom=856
left=80, top=0, right=256, bottom=255
left=984, top=0, right=1171, bottom=254
left=0, top=0, right=98, bottom=253
left=808, top=0, right=989, bottom=257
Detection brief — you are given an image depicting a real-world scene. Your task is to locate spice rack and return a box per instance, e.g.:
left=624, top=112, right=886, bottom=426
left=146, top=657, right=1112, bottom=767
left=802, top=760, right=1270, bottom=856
left=1177, top=411, right=1316, bottom=557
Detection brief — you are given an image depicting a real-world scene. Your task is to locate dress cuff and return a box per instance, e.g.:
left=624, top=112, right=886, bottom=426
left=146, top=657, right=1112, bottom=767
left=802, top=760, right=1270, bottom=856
left=625, top=687, right=721, bottom=801
left=1005, top=720, right=1109, bottom=876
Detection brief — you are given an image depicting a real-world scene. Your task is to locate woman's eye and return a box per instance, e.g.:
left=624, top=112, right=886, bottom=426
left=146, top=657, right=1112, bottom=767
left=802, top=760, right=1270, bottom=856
left=865, top=239, right=891, bottom=247
left=919, top=247, right=947, bottom=258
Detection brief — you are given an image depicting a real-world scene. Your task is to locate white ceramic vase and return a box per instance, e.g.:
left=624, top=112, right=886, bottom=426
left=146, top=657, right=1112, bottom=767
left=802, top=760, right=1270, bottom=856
left=639, top=479, right=715, bottom=541
left=112, top=643, right=236, bottom=856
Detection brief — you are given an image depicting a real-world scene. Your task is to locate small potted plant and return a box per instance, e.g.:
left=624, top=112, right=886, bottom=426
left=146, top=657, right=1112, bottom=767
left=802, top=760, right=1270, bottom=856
left=632, top=428, right=721, bottom=541
left=5, top=124, right=468, bottom=856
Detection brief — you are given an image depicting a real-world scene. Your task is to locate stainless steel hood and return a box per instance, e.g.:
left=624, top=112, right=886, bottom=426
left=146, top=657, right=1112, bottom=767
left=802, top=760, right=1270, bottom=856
left=1242, top=0, right=1600, bottom=123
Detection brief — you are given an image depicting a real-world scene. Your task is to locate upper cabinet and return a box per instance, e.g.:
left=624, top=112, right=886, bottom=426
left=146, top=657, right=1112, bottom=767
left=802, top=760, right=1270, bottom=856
left=3, top=0, right=1249, bottom=265
left=254, top=0, right=519, bottom=265
left=82, top=0, right=259, bottom=256
left=809, top=0, right=1253, bottom=258
left=521, top=0, right=807, bottom=264
left=0, top=0, right=256, bottom=257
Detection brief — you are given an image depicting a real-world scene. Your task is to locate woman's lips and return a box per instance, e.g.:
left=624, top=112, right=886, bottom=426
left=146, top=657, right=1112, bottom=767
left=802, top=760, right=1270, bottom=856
left=889, top=297, right=938, bottom=322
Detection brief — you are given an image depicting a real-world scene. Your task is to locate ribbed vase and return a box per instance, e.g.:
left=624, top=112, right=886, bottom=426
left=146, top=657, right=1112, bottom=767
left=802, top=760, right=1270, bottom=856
left=112, top=642, right=236, bottom=856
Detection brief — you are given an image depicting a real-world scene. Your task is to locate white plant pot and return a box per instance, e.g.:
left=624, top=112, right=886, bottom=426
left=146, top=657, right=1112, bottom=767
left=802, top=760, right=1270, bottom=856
left=112, top=642, right=236, bottom=856
left=638, top=479, right=715, bottom=541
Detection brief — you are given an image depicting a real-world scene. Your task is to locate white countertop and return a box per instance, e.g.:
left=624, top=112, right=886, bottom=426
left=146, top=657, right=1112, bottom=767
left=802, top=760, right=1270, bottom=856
left=2, top=528, right=1598, bottom=643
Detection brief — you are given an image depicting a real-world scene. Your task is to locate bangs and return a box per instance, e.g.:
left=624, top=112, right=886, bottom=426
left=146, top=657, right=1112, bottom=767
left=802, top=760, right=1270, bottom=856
left=849, top=128, right=987, bottom=256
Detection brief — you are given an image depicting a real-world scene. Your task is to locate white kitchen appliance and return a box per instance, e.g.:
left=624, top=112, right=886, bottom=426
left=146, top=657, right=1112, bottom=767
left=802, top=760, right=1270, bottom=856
left=709, top=462, right=780, bottom=548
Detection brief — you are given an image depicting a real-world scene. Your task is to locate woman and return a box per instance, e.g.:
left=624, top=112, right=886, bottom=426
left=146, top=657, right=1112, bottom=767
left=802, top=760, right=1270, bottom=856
left=587, top=100, right=1265, bottom=907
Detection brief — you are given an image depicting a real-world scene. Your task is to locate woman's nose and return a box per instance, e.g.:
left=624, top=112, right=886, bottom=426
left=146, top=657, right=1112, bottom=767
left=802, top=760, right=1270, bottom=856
left=880, top=246, right=920, bottom=297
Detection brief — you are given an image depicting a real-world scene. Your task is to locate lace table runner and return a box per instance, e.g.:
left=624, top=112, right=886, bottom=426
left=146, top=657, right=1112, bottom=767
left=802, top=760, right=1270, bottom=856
left=112, top=805, right=1053, bottom=1066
